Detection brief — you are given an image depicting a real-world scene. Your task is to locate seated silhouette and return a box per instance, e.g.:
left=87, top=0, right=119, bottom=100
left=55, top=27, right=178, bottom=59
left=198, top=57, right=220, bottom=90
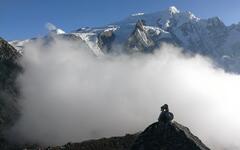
left=158, top=104, right=174, bottom=124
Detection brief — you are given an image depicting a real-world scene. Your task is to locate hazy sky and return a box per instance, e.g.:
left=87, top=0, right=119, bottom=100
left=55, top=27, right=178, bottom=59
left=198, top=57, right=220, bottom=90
left=1, top=0, right=240, bottom=40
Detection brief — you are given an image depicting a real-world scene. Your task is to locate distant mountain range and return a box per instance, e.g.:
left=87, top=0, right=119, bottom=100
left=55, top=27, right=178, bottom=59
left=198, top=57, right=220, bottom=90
left=9, top=6, right=240, bottom=72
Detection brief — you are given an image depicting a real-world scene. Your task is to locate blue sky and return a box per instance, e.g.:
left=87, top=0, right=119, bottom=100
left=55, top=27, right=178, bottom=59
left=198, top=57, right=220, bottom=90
left=1, top=0, right=240, bottom=41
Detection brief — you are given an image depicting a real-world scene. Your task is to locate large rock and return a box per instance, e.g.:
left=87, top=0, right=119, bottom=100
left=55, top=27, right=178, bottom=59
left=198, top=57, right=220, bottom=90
left=131, top=121, right=210, bottom=150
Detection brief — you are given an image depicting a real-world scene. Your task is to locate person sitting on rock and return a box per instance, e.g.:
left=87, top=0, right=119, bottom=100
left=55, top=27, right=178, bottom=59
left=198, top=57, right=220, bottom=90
left=158, top=104, right=174, bottom=124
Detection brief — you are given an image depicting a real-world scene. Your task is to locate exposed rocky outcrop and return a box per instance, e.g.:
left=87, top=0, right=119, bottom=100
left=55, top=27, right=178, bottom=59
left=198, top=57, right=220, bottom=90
left=1, top=134, right=137, bottom=150
left=131, top=121, right=210, bottom=150
left=97, top=30, right=115, bottom=53
left=0, top=37, right=21, bottom=60
left=131, top=104, right=209, bottom=150
left=125, top=20, right=155, bottom=53
left=47, top=134, right=137, bottom=150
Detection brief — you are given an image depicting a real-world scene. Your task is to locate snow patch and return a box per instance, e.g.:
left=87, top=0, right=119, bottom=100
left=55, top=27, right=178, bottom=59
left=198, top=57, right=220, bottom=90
left=131, top=13, right=144, bottom=17
left=72, top=32, right=103, bottom=56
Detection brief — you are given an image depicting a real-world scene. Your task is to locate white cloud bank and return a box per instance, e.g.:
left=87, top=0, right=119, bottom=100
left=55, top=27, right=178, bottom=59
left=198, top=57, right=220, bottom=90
left=8, top=38, right=240, bottom=149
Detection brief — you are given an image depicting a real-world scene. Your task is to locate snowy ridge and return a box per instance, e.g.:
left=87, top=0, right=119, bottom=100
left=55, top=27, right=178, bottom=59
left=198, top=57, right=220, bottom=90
left=52, top=28, right=65, bottom=34
left=72, top=32, right=103, bottom=56
left=9, top=39, right=31, bottom=54
left=8, top=6, right=240, bottom=72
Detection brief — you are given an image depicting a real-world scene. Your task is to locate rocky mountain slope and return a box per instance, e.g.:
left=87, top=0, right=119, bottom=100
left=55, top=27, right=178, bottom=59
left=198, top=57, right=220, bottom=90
left=0, top=37, right=21, bottom=133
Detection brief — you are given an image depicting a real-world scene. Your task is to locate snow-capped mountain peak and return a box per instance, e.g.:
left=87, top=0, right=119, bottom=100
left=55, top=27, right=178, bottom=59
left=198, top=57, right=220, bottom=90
left=51, top=28, right=65, bottom=34
left=168, top=6, right=180, bottom=14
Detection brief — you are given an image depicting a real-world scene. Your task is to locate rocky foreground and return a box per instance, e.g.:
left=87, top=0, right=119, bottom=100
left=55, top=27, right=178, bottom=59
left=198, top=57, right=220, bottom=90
left=131, top=121, right=209, bottom=150
left=1, top=121, right=209, bottom=150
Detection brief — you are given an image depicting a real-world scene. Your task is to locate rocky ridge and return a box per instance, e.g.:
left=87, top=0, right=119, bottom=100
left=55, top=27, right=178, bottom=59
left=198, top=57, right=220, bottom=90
left=131, top=121, right=209, bottom=150
left=14, top=121, right=210, bottom=150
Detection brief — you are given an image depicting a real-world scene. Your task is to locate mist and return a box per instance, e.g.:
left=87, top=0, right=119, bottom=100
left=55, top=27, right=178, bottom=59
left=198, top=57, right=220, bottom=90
left=8, top=38, right=240, bottom=149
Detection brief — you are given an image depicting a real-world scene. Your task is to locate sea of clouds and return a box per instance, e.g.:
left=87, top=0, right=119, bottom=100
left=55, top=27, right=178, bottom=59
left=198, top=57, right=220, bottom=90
left=8, top=37, right=240, bottom=149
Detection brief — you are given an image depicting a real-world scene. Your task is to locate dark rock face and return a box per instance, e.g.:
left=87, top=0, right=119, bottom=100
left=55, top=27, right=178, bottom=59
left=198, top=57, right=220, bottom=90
left=131, top=121, right=210, bottom=150
left=51, top=134, right=137, bottom=150
left=126, top=20, right=155, bottom=53
left=98, top=30, right=115, bottom=53
left=12, top=134, right=137, bottom=150
left=0, top=38, right=21, bottom=133
left=0, top=37, right=20, bottom=61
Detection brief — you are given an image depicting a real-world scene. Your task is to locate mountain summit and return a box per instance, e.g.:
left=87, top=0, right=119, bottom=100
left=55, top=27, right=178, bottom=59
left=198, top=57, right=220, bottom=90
left=131, top=121, right=209, bottom=150
left=46, top=23, right=65, bottom=35
left=168, top=6, right=180, bottom=14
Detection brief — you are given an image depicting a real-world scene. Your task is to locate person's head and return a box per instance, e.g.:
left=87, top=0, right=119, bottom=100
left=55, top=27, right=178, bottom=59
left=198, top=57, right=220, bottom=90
left=161, top=104, right=169, bottom=111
